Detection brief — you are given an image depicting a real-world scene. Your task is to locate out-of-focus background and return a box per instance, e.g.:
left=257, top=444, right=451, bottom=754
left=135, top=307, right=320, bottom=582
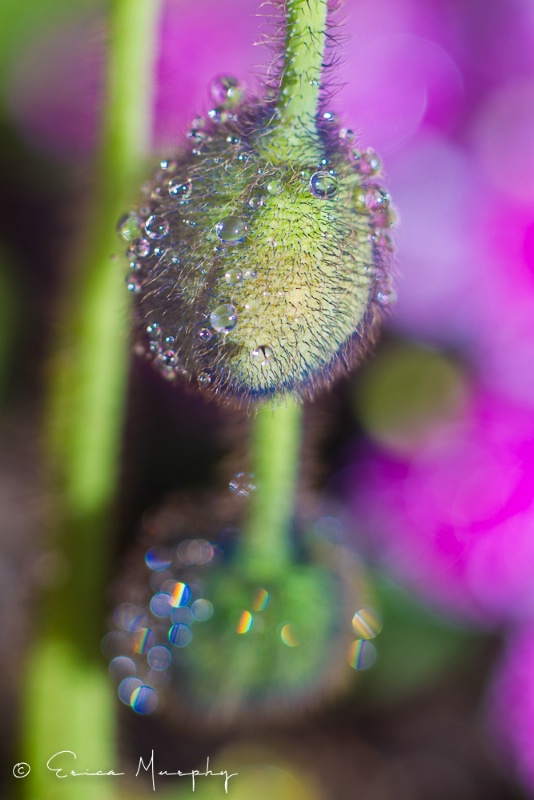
left=1, top=0, right=534, bottom=797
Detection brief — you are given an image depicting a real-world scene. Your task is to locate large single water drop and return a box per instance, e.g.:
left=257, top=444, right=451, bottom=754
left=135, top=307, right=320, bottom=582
left=310, top=171, right=338, bottom=199
left=209, top=303, right=238, bottom=333
left=215, top=216, right=247, bottom=244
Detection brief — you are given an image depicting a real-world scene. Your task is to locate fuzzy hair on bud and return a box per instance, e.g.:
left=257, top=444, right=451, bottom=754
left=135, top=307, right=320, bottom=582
left=119, top=0, right=395, bottom=405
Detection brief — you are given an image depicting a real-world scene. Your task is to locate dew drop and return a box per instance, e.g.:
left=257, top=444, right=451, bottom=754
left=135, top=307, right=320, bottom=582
left=252, top=344, right=273, bottom=366
left=244, top=268, right=257, bottom=280
left=145, top=215, right=169, bottom=239
left=348, top=639, right=377, bottom=670
left=146, top=323, right=161, bottom=337
left=168, top=623, right=193, bottom=648
left=187, top=127, right=207, bottom=142
left=229, top=472, right=256, bottom=497
left=226, top=135, right=241, bottom=145
left=168, top=177, right=192, bottom=200
left=310, top=171, right=338, bottom=199
left=198, top=371, right=212, bottom=388
left=353, top=148, right=381, bottom=176
left=128, top=238, right=151, bottom=258
left=126, top=276, right=142, bottom=294
left=161, top=350, right=177, bottom=366
left=209, top=75, right=245, bottom=107
left=248, top=194, right=265, bottom=209
left=147, top=645, right=172, bottom=671
left=352, top=607, right=383, bottom=639
left=198, top=328, right=213, bottom=342
left=339, top=128, right=356, bottom=143
left=209, top=303, right=238, bottom=333
left=266, top=180, right=283, bottom=195
left=129, top=260, right=141, bottom=271
left=366, top=187, right=390, bottom=211
left=224, top=268, right=243, bottom=285
left=160, top=158, right=178, bottom=171
left=130, top=685, right=158, bottom=714
left=117, top=212, right=142, bottom=241
left=244, top=298, right=260, bottom=313
left=215, top=216, right=247, bottom=244
left=377, top=288, right=397, bottom=306
left=322, top=110, right=339, bottom=124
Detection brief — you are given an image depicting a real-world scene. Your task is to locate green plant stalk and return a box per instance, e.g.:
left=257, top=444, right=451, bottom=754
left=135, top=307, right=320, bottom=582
left=21, top=1, right=161, bottom=798
left=261, top=0, right=328, bottom=163
left=239, top=0, right=328, bottom=578
left=240, top=400, right=303, bottom=576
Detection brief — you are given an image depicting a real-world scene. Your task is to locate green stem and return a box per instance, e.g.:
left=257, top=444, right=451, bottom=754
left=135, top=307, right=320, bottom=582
left=21, top=2, right=161, bottom=798
left=261, top=0, right=328, bottom=162
left=238, top=2, right=329, bottom=578
left=239, top=400, right=303, bottom=578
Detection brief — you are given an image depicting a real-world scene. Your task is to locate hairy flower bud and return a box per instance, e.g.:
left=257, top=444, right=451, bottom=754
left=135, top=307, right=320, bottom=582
left=120, top=8, right=395, bottom=405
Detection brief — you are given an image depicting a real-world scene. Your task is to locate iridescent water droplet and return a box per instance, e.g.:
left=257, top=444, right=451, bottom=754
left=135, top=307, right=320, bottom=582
left=209, top=303, right=238, bottom=333
left=215, top=216, right=247, bottom=244
left=226, top=135, right=241, bottom=145
left=229, top=472, right=256, bottom=497
left=209, top=75, right=245, bottom=107
left=126, top=276, right=142, bottom=294
left=353, top=148, right=381, bottom=176
left=198, top=371, right=212, bottom=388
left=129, top=238, right=151, bottom=258
left=310, top=171, right=338, bottom=198
left=267, top=180, right=283, bottom=195
left=366, top=187, right=390, bottom=211
left=198, top=328, right=213, bottom=342
left=224, top=268, right=243, bottom=285
left=252, top=344, right=273, bottom=366
left=251, top=588, right=270, bottom=611
left=168, top=623, right=193, bottom=647
left=168, top=177, right=192, bottom=200
left=117, top=212, right=142, bottom=241
left=170, top=581, right=191, bottom=607
left=145, top=215, right=169, bottom=240
left=236, top=611, right=254, bottom=634
left=130, top=685, right=158, bottom=714
left=129, top=260, right=141, bottom=271
left=352, top=608, right=383, bottom=639
left=280, top=623, right=300, bottom=647
left=348, top=640, right=377, bottom=670
left=133, top=627, right=155, bottom=654
left=118, top=676, right=143, bottom=704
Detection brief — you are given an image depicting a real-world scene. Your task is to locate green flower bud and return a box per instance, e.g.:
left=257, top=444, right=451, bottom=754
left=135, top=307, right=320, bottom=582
left=121, top=2, right=395, bottom=404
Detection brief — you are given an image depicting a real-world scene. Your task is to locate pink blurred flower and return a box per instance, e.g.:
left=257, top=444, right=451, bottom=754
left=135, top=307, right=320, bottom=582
left=347, top=388, right=534, bottom=625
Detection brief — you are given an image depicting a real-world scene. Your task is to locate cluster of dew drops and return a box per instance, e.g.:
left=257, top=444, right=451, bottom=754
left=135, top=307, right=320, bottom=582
left=103, top=472, right=384, bottom=716
left=116, top=75, right=396, bottom=389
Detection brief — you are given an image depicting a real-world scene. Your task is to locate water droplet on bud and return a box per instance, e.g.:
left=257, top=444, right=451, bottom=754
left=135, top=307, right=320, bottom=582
left=251, top=345, right=273, bottom=365
left=215, top=216, right=247, bottom=244
left=145, top=215, right=169, bottom=240
left=224, top=268, right=243, bottom=285
left=267, top=180, right=283, bottom=195
left=310, top=171, right=338, bottom=198
left=128, top=238, right=151, bottom=258
left=117, top=213, right=142, bottom=241
left=168, top=178, right=192, bottom=200
left=197, top=371, right=212, bottom=388
left=209, top=303, right=238, bottom=333
left=353, top=148, right=381, bottom=176
left=209, top=75, right=245, bottom=108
